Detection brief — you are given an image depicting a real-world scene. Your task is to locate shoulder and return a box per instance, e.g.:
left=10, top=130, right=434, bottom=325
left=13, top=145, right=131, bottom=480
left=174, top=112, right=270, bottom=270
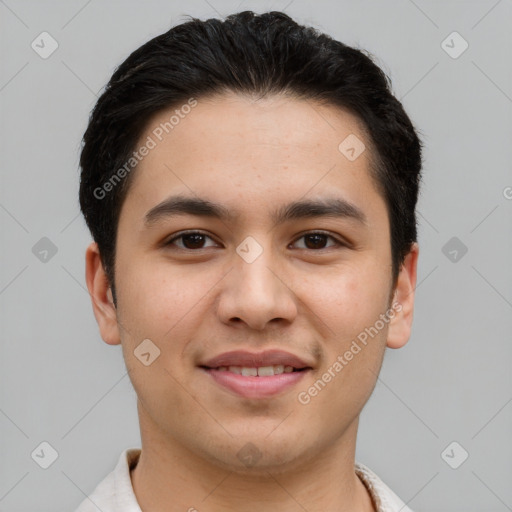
left=354, top=461, right=414, bottom=512
left=74, top=448, right=142, bottom=512
left=74, top=468, right=117, bottom=512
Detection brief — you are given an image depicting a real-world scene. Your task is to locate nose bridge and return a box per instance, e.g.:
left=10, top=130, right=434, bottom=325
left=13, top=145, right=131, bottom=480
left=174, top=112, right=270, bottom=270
left=235, top=237, right=282, bottom=300
left=239, top=246, right=277, bottom=289
left=218, top=235, right=297, bottom=329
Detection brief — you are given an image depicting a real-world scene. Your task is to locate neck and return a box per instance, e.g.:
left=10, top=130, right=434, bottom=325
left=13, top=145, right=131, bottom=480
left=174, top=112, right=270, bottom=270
left=130, top=404, right=375, bottom=512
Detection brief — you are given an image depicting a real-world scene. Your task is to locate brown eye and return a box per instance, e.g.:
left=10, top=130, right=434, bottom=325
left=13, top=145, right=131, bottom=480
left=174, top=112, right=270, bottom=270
left=165, top=231, right=218, bottom=250
left=292, top=231, right=343, bottom=250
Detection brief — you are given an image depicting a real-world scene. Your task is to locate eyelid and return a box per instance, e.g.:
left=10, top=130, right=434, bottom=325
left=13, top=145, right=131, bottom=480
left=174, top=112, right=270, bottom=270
left=164, top=229, right=348, bottom=250
left=292, top=229, right=346, bottom=243
left=164, top=229, right=220, bottom=248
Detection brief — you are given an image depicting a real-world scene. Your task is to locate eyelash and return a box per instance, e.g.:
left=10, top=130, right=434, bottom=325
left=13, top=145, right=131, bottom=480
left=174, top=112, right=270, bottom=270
left=164, top=230, right=347, bottom=251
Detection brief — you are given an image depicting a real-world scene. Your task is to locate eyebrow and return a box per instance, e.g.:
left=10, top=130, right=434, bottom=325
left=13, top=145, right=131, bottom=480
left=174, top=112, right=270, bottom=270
left=144, top=194, right=368, bottom=228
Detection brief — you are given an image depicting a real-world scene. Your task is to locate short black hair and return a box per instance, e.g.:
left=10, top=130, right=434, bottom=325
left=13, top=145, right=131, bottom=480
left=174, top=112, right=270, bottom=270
left=79, top=10, right=423, bottom=306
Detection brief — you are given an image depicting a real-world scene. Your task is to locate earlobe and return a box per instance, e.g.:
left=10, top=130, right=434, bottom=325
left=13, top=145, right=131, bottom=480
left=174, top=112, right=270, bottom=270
left=85, top=242, right=121, bottom=345
left=386, top=242, right=419, bottom=349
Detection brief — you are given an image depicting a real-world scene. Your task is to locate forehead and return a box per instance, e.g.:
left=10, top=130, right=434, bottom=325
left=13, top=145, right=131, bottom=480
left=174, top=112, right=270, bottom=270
left=121, top=92, right=384, bottom=226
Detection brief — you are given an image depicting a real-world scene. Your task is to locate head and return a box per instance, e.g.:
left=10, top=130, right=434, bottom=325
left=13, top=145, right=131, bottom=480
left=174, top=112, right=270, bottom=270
left=80, top=11, right=422, bottom=473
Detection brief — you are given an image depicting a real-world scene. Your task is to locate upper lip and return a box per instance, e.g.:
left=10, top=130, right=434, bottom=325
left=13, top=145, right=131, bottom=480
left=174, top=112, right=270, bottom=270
left=200, top=349, right=313, bottom=369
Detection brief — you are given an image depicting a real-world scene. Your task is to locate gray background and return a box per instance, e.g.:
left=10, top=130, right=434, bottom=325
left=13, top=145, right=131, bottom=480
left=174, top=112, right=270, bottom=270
left=1, top=0, right=511, bottom=511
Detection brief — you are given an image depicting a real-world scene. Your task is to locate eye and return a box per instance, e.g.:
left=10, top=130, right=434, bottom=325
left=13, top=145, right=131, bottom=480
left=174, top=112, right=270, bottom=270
left=164, top=230, right=218, bottom=250
left=164, top=230, right=346, bottom=251
left=291, top=231, right=345, bottom=250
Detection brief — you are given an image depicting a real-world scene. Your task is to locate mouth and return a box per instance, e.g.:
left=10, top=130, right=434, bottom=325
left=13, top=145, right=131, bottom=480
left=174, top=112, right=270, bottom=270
left=199, top=364, right=309, bottom=376
left=200, top=348, right=313, bottom=371
left=199, top=366, right=311, bottom=399
left=198, top=350, right=313, bottom=399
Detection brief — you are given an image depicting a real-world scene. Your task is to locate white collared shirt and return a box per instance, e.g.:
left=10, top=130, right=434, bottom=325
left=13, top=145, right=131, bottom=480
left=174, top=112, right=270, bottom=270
left=74, top=448, right=414, bottom=512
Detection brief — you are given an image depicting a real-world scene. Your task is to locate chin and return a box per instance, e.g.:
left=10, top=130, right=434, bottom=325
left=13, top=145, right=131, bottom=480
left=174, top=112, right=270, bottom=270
left=198, top=431, right=312, bottom=475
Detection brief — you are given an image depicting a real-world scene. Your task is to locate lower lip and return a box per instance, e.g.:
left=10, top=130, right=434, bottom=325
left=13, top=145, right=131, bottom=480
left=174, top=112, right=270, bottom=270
left=201, top=368, right=310, bottom=399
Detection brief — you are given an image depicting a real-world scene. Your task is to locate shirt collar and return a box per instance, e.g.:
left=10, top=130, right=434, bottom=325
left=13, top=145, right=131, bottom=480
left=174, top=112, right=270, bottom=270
left=78, top=448, right=414, bottom=512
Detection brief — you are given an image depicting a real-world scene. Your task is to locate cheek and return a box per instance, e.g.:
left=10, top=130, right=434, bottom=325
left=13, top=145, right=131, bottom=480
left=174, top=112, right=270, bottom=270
left=300, top=273, right=389, bottom=425
left=300, top=265, right=389, bottom=341
left=115, top=263, right=206, bottom=427
left=117, top=259, right=213, bottom=340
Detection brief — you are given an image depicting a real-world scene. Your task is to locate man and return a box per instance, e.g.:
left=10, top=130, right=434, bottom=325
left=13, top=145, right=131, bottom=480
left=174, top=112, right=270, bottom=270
left=76, top=10, right=422, bottom=512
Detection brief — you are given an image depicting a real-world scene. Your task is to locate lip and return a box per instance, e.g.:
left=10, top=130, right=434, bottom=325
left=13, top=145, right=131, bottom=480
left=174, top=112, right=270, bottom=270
left=201, top=367, right=311, bottom=399
left=200, top=349, right=313, bottom=369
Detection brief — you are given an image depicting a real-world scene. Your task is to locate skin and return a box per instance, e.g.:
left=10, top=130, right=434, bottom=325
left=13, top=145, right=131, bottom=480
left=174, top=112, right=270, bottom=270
left=85, top=92, right=418, bottom=512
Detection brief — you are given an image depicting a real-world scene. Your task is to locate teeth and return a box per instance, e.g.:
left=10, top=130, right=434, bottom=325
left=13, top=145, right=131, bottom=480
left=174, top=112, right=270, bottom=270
left=257, top=366, right=275, bottom=376
left=215, top=364, right=294, bottom=376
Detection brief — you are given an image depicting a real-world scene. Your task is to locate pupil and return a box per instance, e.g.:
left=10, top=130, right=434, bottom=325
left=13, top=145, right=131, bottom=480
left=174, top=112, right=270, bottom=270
left=305, top=234, right=327, bottom=249
left=183, top=234, right=205, bottom=249
left=181, top=234, right=327, bottom=250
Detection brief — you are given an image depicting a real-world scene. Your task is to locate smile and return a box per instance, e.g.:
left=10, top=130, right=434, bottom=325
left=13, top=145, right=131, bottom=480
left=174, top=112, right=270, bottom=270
left=200, top=366, right=311, bottom=399
left=209, top=364, right=302, bottom=376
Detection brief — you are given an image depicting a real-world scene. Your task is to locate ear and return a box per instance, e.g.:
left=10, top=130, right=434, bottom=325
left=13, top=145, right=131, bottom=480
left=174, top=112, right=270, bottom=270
left=386, top=242, right=419, bottom=349
left=85, top=241, right=121, bottom=345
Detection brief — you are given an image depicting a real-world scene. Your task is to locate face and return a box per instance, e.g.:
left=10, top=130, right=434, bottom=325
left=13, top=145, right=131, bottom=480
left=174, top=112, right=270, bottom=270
left=87, top=92, right=418, bottom=474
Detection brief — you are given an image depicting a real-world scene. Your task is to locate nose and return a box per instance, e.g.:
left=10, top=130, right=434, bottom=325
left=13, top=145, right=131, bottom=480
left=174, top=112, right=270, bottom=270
left=216, top=244, right=298, bottom=331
